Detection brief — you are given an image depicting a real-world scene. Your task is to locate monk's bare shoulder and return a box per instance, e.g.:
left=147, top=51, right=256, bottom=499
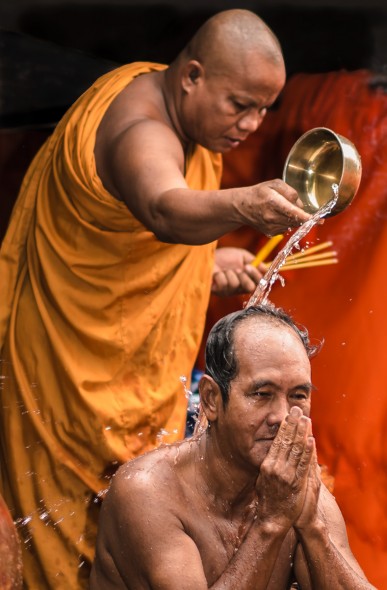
left=94, top=70, right=186, bottom=203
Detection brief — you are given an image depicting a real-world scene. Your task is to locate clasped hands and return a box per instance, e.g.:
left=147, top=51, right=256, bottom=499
left=255, top=406, right=322, bottom=533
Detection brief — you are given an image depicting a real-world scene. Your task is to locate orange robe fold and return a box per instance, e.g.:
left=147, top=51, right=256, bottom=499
left=204, top=69, right=387, bottom=589
left=0, top=62, right=222, bottom=589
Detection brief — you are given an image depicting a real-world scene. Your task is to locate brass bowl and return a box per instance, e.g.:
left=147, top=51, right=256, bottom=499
left=283, top=127, right=362, bottom=217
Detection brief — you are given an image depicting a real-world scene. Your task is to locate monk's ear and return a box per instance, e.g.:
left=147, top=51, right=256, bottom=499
left=181, top=60, right=204, bottom=93
left=199, top=375, right=222, bottom=422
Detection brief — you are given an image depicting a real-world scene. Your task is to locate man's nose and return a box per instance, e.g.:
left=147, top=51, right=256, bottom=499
left=237, top=109, right=265, bottom=134
left=266, top=398, right=290, bottom=427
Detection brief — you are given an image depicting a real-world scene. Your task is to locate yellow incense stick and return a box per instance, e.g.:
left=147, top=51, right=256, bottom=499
left=285, top=241, right=333, bottom=262
left=277, top=258, right=338, bottom=271
left=252, top=234, right=284, bottom=267
left=265, top=250, right=337, bottom=267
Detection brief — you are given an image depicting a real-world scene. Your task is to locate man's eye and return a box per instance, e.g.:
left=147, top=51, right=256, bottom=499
left=290, top=392, right=308, bottom=401
left=254, top=390, right=271, bottom=398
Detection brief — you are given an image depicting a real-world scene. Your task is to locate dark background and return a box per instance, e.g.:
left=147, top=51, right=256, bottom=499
left=1, top=0, right=387, bottom=127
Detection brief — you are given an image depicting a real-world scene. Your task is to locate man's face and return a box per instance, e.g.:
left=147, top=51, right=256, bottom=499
left=216, top=319, right=312, bottom=471
left=181, top=55, right=285, bottom=153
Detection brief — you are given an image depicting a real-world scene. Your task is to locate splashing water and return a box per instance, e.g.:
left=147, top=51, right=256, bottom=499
left=193, top=185, right=339, bottom=437
left=247, top=185, right=339, bottom=307
left=180, top=375, right=191, bottom=400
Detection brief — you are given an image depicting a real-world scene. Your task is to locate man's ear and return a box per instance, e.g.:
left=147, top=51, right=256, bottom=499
left=199, top=375, right=222, bottom=422
left=181, top=60, right=204, bottom=93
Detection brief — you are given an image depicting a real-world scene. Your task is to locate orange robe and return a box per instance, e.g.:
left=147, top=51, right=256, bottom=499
left=0, top=62, right=222, bottom=589
left=203, top=69, right=387, bottom=589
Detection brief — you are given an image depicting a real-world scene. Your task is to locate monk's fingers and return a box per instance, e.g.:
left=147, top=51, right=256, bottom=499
left=243, top=264, right=264, bottom=285
left=212, top=269, right=262, bottom=296
left=223, top=270, right=241, bottom=287
left=269, top=178, right=300, bottom=205
left=211, top=271, right=238, bottom=296
left=230, top=270, right=258, bottom=294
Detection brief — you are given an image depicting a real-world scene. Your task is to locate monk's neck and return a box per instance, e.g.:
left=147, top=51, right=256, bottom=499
left=158, top=67, right=191, bottom=152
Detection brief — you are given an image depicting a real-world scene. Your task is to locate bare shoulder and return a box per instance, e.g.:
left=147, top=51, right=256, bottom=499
left=110, top=443, right=185, bottom=506
left=97, top=70, right=180, bottom=151
left=91, top=441, right=201, bottom=589
left=95, top=71, right=186, bottom=202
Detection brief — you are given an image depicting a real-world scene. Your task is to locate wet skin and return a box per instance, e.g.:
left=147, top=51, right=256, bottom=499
left=91, top=320, right=374, bottom=589
left=206, top=320, right=313, bottom=475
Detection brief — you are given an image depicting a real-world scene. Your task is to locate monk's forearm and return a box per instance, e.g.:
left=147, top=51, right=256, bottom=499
left=209, top=520, right=289, bottom=590
left=296, top=521, right=376, bottom=590
left=145, top=187, right=245, bottom=245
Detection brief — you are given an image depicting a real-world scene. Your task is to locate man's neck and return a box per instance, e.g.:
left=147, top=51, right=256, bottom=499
left=193, top=432, right=258, bottom=517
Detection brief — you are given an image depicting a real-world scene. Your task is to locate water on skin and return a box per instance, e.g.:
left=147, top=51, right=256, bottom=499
left=247, top=184, right=339, bottom=307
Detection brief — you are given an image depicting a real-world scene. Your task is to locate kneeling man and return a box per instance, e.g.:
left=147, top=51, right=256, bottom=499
left=90, top=305, right=375, bottom=589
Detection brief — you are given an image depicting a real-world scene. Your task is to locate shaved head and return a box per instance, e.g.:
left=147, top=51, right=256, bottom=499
left=164, top=9, right=286, bottom=153
left=182, top=9, right=284, bottom=76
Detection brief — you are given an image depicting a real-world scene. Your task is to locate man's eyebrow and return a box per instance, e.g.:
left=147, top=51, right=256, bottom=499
left=247, top=380, right=316, bottom=392
left=248, top=379, right=280, bottom=389
left=290, top=382, right=317, bottom=394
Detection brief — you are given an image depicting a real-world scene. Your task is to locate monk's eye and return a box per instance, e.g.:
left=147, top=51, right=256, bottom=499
left=233, top=100, right=247, bottom=112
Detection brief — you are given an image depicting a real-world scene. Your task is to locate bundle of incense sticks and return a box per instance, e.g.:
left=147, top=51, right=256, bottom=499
left=253, top=237, right=338, bottom=272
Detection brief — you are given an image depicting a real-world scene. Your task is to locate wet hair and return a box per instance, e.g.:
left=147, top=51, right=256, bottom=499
left=204, top=304, right=321, bottom=406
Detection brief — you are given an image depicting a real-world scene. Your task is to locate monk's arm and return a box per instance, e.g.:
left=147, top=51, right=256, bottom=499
left=103, top=120, right=309, bottom=244
left=293, top=484, right=377, bottom=589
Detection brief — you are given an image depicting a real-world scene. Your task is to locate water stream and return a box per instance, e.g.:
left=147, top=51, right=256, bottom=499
left=247, top=185, right=339, bottom=307
left=193, top=185, right=339, bottom=436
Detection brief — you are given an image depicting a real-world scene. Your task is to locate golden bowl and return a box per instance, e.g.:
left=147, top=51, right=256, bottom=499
left=283, top=127, right=362, bottom=217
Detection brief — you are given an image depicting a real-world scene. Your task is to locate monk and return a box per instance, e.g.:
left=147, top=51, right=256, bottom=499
left=90, top=305, right=375, bottom=590
left=0, top=9, right=310, bottom=589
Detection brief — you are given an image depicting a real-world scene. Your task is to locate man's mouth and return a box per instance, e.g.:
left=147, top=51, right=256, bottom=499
left=256, top=437, right=275, bottom=442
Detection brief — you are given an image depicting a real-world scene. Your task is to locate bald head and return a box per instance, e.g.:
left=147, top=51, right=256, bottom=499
left=165, top=9, right=286, bottom=153
left=182, top=9, right=284, bottom=75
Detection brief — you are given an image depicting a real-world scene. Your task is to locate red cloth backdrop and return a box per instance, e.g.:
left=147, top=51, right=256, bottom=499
left=200, top=70, right=387, bottom=588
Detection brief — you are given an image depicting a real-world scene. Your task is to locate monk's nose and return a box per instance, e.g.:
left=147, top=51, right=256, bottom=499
left=237, top=109, right=265, bottom=134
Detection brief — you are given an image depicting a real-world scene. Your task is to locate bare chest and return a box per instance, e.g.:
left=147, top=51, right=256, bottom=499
left=183, top=505, right=297, bottom=588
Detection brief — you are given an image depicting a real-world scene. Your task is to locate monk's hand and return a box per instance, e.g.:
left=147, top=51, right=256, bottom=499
left=239, top=179, right=311, bottom=236
left=255, top=406, right=314, bottom=531
left=211, top=247, right=264, bottom=296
